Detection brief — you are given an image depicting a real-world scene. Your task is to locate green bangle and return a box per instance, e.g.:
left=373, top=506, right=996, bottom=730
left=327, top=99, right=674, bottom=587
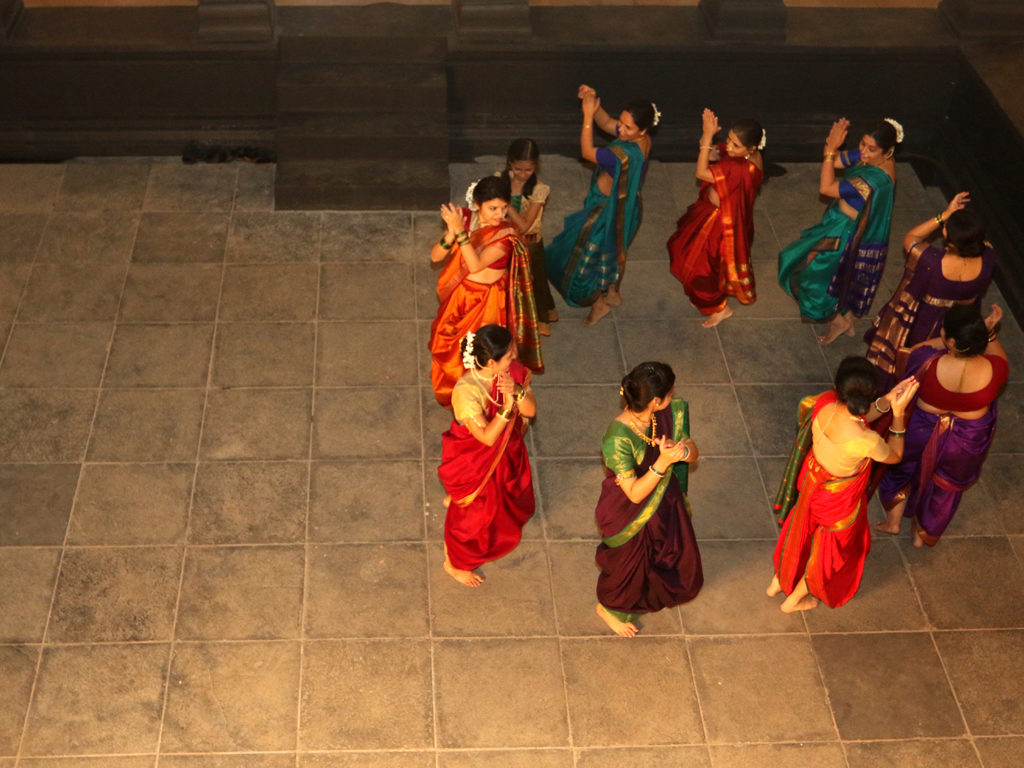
left=649, top=465, right=665, bottom=477
left=439, top=236, right=453, bottom=250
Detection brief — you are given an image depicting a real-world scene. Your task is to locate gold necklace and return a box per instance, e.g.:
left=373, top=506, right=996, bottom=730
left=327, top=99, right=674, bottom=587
left=470, top=367, right=501, bottom=407
left=626, top=411, right=658, bottom=446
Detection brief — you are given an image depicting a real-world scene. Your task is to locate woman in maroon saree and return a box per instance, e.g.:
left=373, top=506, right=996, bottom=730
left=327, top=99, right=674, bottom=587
left=668, top=110, right=764, bottom=327
left=438, top=324, right=537, bottom=586
left=594, top=362, right=702, bottom=637
left=877, top=305, right=1007, bottom=547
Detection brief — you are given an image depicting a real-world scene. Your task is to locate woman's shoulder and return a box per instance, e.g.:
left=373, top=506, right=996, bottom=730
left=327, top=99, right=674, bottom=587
left=530, top=181, right=551, bottom=201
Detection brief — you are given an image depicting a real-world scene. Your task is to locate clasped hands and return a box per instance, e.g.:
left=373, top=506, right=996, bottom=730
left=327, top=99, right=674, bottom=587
left=881, top=376, right=920, bottom=418
left=825, top=117, right=850, bottom=155
left=654, top=435, right=695, bottom=467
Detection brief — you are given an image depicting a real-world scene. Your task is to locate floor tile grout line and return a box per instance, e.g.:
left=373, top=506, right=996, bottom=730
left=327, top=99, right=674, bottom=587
left=806, top=629, right=854, bottom=768
left=928, top=627, right=983, bottom=766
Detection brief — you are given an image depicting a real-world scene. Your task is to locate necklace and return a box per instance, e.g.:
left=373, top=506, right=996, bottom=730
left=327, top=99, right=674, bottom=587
left=470, top=367, right=502, bottom=407
left=626, top=411, right=658, bottom=446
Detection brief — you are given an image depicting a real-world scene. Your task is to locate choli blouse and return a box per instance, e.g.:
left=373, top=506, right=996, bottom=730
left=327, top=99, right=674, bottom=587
left=918, top=354, right=1008, bottom=412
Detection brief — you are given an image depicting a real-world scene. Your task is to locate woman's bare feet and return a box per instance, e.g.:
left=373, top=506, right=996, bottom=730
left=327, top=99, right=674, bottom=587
left=596, top=604, right=638, bottom=637
left=702, top=306, right=734, bottom=328
left=444, top=558, right=484, bottom=587
left=538, top=321, right=551, bottom=337
left=817, top=313, right=855, bottom=345
left=912, top=528, right=925, bottom=548
left=766, top=574, right=782, bottom=597
left=780, top=594, right=819, bottom=613
left=548, top=309, right=559, bottom=323
left=875, top=501, right=905, bottom=535
left=443, top=494, right=451, bottom=509
left=583, top=296, right=611, bottom=326
left=604, top=285, right=624, bottom=307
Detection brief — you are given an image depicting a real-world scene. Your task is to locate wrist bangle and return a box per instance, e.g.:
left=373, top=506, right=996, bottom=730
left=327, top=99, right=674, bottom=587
left=439, top=236, right=453, bottom=250
left=935, top=213, right=945, bottom=226
left=456, top=232, right=469, bottom=245
left=699, top=145, right=713, bottom=150
left=988, top=330, right=998, bottom=343
left=874, top=397, right=892, bottom=414
left=649, top=465, right=665, bottom=477
left=681, top=445, right=691, bottom=461
left=824, top=153, right=836, bottom=161
left=513, top=384, right=526, bottom=402
left=888, top=428, right=906, bottom=437
left=496, top=407, right=513, bottom=421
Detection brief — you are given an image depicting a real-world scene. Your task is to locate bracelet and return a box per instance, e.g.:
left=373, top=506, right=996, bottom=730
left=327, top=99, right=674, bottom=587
left=988, top=330, right=998, bottom=343
left=583, top=123, right=592, bottom=128
left=888, top=428, right=906, bottom=438
left=681, top=445, right=691, bottom=461
left=873, top=397, right=892, bottom=414
left=649, top=465, right=665, bottom=477
left=496, top=407, right=513, bottom=421
left=824, top=152, right=836, bottom=161
left=439, top=236, right=453, bottom=251
left=935, top=213, right=945, bottom=227
left=513, top=383, right=526, bottom=402
left=456, top=232, right=469, bottom=245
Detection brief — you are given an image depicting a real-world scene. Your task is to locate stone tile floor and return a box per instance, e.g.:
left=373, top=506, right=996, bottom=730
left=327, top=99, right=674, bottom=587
left=0, top=156, right=1023, bottom=768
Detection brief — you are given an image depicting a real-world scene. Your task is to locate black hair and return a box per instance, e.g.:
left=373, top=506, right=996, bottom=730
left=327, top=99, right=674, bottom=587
left=472, top=175, right=511, bottom=206
left=943, top=305, right=989, bottom=357
left=502, top=138, right=540, bottom=199
left=731, top=118, right=764, bottom=151
left=834, top=356, right=877, bottom=416
left=944, top=208, right=986, bottom=259
left=867, top=120, right=899, bottom=154
left=620, top=361, right=675, bottom=411
left=623, top=99, right=657, bottom=132
left=460, top=324, right=512, bottom=369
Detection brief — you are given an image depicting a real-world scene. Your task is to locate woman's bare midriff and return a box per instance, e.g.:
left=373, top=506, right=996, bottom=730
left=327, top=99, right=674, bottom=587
left=915, top=398, right=990, bottom=421
left=838, top=199, right=859, bottom=221
left=467, top=267, right=506, bottom=285
left=597, top=171, right=613, bottom=197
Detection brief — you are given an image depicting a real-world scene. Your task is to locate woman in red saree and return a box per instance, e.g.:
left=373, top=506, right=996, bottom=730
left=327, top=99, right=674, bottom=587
left=429, top=175, right=543, bottom=408
left=768, top=357, right=918, bottom=612
left=668, top=110, right=764, bottom=327
left=438, top=324, right=537, bottom=586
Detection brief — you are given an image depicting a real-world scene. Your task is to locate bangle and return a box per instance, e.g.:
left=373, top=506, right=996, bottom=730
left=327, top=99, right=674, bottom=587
left=988, top=330, right=998, bottom=343
left=699, top=145, right=713, bottom=151
left=456, top=232, right=469, bottom=245
left=935, top=213, right=945, bottom=226
left=874, top=397, right=892, bottom=414
left=681, top=445, right=691, bottom=461
left=888, top=428, right=906, bottom=438
left=583, top=123, right=592, bottom=128
left=439, top=236, right=453, bottom=250
left=496, top=407, right=513, bottom=421
left=513, top=383, right=526, bottom=402
left=649, top=465, right=665, bottom=477
left=824, top=153, right=836, bottom=161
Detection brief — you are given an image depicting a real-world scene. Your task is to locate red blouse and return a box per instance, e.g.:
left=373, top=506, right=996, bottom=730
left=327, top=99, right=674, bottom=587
left=919, top=354, right=1009, bottom=411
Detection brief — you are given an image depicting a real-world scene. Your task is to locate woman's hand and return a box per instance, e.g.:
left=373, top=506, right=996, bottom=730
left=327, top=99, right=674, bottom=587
left=581, top=89, right=600, bottom=120
left=440, top=202, right=465, bottom=236
left=654, top=435, right=689, bottom=468
left=943, top=191, right=970, bottom=220
left=887, top=376, right=920, bottom=419
left=495, top=372, right=515, bottom=401
left=825, top=118, right=850, bottom=153
left=577, top=84, right=596, bottom=101
left=701, top=108, right=720, bottom=143
left=984, top=303, right=1003, bottom=331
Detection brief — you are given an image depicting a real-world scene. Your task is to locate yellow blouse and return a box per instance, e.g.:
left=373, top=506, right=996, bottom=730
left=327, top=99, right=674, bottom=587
left=811, top=411, right=888, bottom=477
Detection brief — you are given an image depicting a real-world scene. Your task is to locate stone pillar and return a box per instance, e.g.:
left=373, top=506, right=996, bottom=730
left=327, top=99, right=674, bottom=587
left=198, top=0, right=276, bottom=44
left=1, top=0, right=23, bottom=41
left=453, top=0, right=532, bottom=43
left=940, top=0, right=1024, bottom=38
left=699, top=0, right=785, bottom=41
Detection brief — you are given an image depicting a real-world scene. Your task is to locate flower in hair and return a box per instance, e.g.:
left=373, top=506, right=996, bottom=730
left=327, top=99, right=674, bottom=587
left=651, top=102, right=662, bottom=127
left=758, top=129, right=767, bottom=151
left=462, top=331, right=476, bottom=370
left=465, top=181, right=479, bottom=210
left=883, top=118, right=905, bottom=144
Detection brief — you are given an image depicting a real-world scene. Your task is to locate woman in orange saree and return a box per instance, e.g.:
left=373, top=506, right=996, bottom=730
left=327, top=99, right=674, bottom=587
left=429, top=175, right=543, bottom=408
left=438, top=324, right=537, bottom=586
left=768, top=357, right=917, bottom=612
left=668, top=110, right=764, bottom=327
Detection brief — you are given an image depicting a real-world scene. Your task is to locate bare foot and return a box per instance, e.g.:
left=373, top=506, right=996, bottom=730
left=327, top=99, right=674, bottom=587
left=817, top=313, right=854, bottom=345
left=548, top=309, right=559, bottom=323
left=912, top=529, right=924, bottom=548
left=443, top=494, right=451, bottom=509
left=537, top=321, right=551, bottom=337
left=875, top=500, right=905, bottom=535
left=583, top=297, right=611, bottom=326
left=780, top=594, right=819, bottom=613
left=596, top=604, right=638, bottom=637
left=702, top=306, right=734, bottom=328
left=604, top=285, right=623, bottom=307
left=444, top=558, right=484, bottom=587
left=766, top=574, right=782, bottom=597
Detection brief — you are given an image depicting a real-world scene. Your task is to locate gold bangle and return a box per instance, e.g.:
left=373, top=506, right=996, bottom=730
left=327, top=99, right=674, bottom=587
left=699, top=145, right=713, bottom=150
left=824, top=152, right=836, bottom=161
left=873, top=397, right=891, bottom=414
left=935, top=214, right=945, bottom=226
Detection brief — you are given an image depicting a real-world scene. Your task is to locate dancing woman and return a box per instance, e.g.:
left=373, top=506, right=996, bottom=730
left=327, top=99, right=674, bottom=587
left=778, top=118, right=901, bottom=344
left=668, top=108, right=764, bottom=327
left=594, top=362, right=702, bottom=637
left=865, top=193, right=997, bottom=390
left=768, top=357, right=918, bottom=612
left=428, top=175, right=543, bottom=408
left=546, top=84, right=657, bottom=326
left=876, top=305, right=1007, bottom=547
left=438, top=324, right=537, bottom=586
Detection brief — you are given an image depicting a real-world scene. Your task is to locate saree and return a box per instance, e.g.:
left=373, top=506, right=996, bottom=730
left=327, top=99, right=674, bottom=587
left=772, top=391, right=873, bottom=609
left=877, top=347, right=999, bottom=546
left=438, top=360, right=534, bottom=570
left=865, top=244, right=996, bottom=390
left=546, top=140, right=646, bottom=307
left=668, top=149, right=762, bottom=315
left=595, top=399, right=703, bottom=622
left=429, top=210, right=544, bottom=408
left=778, top=163, right=895, bottom=322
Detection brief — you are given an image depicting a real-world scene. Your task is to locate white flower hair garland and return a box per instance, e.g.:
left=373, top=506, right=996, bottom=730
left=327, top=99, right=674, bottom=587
left=462, top=331, right=476, bottom=370
left=883, top=118, right=905, bottom=144
left=758, top=129, right=767, bottom=151
left=651, top=102, right=662, bottom=127
left=465, top=181, right=479, bottom=210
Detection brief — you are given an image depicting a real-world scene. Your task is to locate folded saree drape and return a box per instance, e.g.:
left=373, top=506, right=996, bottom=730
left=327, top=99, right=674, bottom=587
left=438, top=361, right=534, bottom=570
left=546, top=140, right=645, bottom=307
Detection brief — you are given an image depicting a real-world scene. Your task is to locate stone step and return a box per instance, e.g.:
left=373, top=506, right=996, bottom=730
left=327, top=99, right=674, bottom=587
left=278, top=35, right=447, bottom=64
left=276, top=132, right=447, bottom=161
left=275, top=158, right=449, bottom=210
left=277, top=111, right=447, bottom=135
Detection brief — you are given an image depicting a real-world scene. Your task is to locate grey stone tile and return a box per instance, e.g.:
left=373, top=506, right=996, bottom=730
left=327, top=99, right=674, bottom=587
left=529, top=315, right=622, bottom=386
left=36, top=212, right=139, bottom=263
left=226, top=212, right=320, bottom=263
left=55, top=162, right=150, bottom=212
left=0, top=548, right=60, bottom=642
left=212, top=321, right=314, bottom=387
left=104, top=323, right=213, bottom=387
left=0, top=645, right=37, bottom=755
left=735, top=383, right=825, bottom=456
left=0, top=463, right=79, bottom=545
left=601, top=260, right=687, bottom=320
left=687, top=457, right=778, bottom=539
left=300, top=639, right=433, bottom=750
left=0, top=389, right=96, bottom=462
left=434, top=638, right=569, bottom=748
left=682, top=540, right=802, bottom=635
left=321, top=212, right=416, bottom=262
left=0, top=165, right=63, bottom=212
left=709, top=744, right=846, bottom=768
left=0, top=214, right=47, bottom=262
left=219, top=263, right=318, bottom=321
left=812, top=632, right=964, bottom=739
left=19, top=264, right=126, bottom=321
left=202, top=388, right=311, bottom=460
left=21, top=644, right=167, bottom=755
left=234, top=163, right=276, bottom=212
left=191, top=461, right=307, bottom=544
left=420, top=385, right=452, bottom=460
left=531, top=385, right=619, bottom=457
left=413, top=210, right=444, bottom=255
left=617, top=316, right=730, bottom=384
left=48, top=546, right=181, bottom=642
left=547, top=541, right=682, bottom=637
left=320, top=263, right=415, bottom=321
left=70, top=463, right=192, bottom=545
left=314, top=387, right=420, bottom=459
left=88, top=389, right=204, bottom=462
left=627, top=208, right=680, bottom=264
left=162, top=641, right=300, bottom=752
left=310, top=460, right=423, bottom=542
left=578, top=747, right=710, bottom=768
left=119, top=263, right=222, bottom=321
left=934, top=630, right=1024, bottom=736
left=300, top=755, right=433, bottom=768
left=562, top=637, right=703, bottom=747
left=757, top=163, right=825, bottom=213
left=428, top=540, right=555, bottom=637
left=0, top=322, right=111, bottom=387
left=317, top=321, right=420, bottom=386
left=684, top=384, right=752, bottom=457
left=305, top=543, right=428, bottom=638
left=690, top=636, right=835, bottom=743
left=974, top=737, right=1024, bottom=768
left=132, top=213, right=229, bottom=263
left=440, top=751, right=572, bottom=768
left=163, top=757, right=294, bottom=768
left=534, top=458, right=604, bottom=540
left=989, top=383, right=1024, bottom=453
left=718, top=319, right=832, bottom=383
left=902, top=537, right=1024, bottom=628
left=414, top=251, right=446, bottom=320
left=0, top=264, right=31, bottom=321
left=177, top=546, right=304, bottom=640
left=144, top=164, right=237, bottom=213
